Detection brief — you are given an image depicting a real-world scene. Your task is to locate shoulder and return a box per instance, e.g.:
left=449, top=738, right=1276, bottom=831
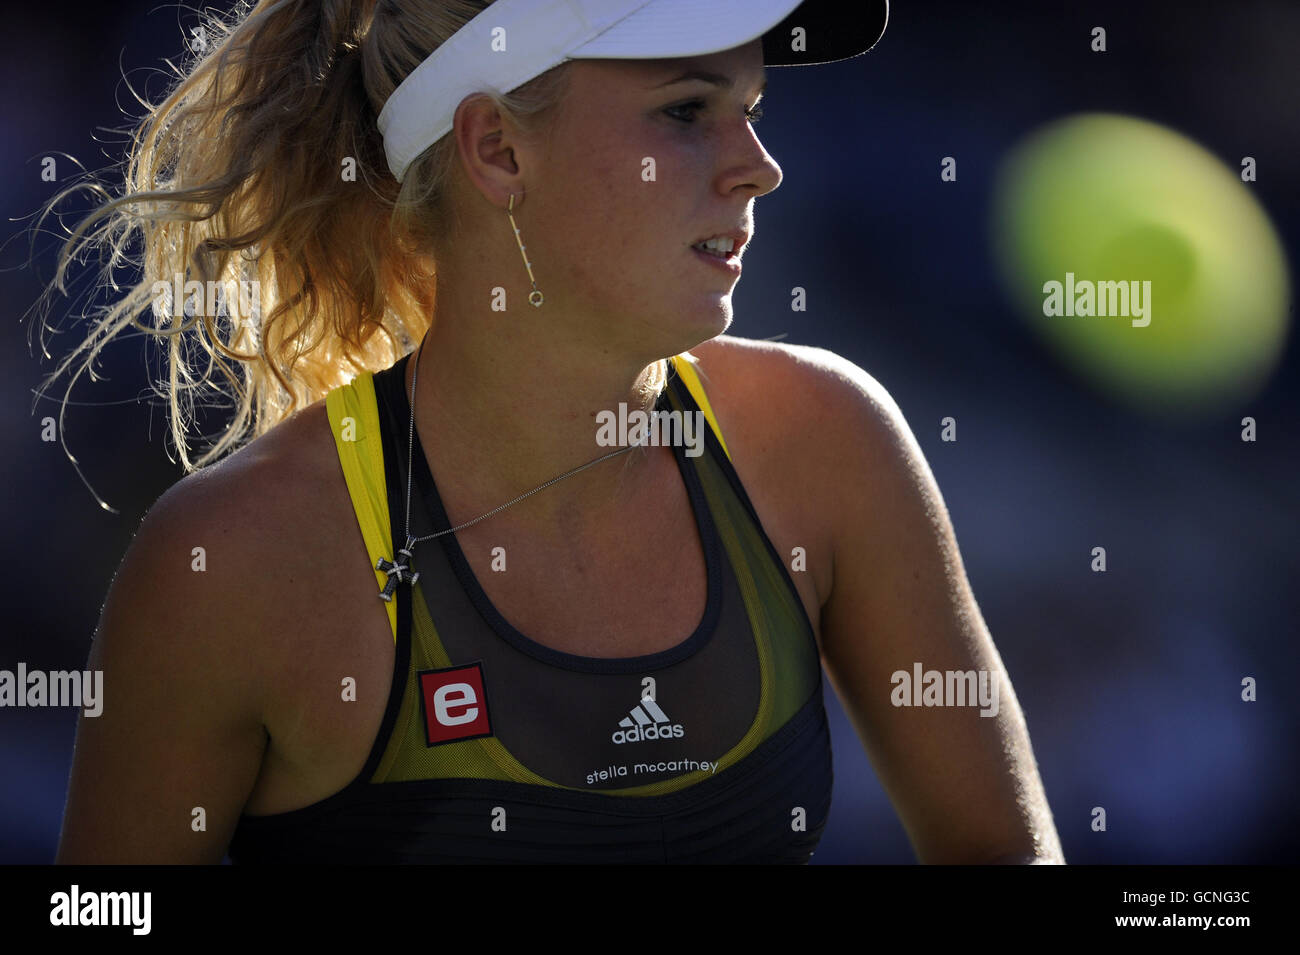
left=686, top=334, right=908, bottom=465
left=61, top=398, right=355, bottom=861
left=688, top=334, right=894, bottom=410
left=686, top=334, right=930, bottom=549
left=116, top=397, right=349, bottom=663
left=143, top=399, right=340, bottom=567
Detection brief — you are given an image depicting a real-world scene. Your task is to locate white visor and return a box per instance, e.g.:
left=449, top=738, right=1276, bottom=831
left=376, top=0, right=888, bottom=183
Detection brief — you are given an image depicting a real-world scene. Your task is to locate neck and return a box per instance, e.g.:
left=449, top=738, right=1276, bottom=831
left=404, top=301, right=672, bottom=538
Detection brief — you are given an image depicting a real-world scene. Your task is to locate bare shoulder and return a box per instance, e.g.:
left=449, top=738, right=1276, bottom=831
left=142, top=400, right=340, bottom=572
left=686, top=334, right=904, bottom=454
left=121, top=398, right=348, bottom=663
left=687, top=333, right=827, bottom=397
left=683, top=335, right=911, bottom=615
left=59, top=399, right=352, bottom=861
left=96, top=393, right=360, bottom=742
left=687, top=334, right=927, bottom=571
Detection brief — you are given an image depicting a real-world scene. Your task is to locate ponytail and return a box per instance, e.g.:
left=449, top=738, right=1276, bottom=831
left=29, top=0, right=577, bottom=507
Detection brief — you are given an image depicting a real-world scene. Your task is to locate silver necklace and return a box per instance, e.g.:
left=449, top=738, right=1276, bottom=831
left=376, top=340, right=645, bottom=601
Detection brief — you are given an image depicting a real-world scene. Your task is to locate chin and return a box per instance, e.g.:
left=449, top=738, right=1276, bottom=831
left=630, top=296, right=731, bottom=359
left=674, top=307, right=732, bottom=354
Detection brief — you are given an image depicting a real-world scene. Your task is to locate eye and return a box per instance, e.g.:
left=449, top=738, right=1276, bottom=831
left=664, top=99, right=766, bottom=125
left=663, top=100, right=706, bottom=122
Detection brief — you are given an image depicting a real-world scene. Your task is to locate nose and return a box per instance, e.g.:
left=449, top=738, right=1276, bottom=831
left=721, top=122, right=783, bottom=199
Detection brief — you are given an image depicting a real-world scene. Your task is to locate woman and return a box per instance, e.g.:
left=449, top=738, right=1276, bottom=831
left=50, top=0, right=1064, bottom=863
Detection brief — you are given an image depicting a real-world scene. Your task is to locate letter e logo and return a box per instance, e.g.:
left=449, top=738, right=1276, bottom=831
left=418, top=662, right=494, bottom=746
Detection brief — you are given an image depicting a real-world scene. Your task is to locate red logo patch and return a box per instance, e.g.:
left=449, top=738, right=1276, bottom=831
left=418, top=662, right=493, bottom=746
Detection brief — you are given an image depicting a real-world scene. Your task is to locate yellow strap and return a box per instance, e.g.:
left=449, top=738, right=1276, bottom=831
left=325, top=371, right=398, bottom=643
left=322, top=355, right=723, bottom=647
left=670, top=353, right=731, bottom=461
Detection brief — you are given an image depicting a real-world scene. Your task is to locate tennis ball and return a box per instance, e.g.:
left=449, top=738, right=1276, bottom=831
left=990, top=112, right=1291, bottom=419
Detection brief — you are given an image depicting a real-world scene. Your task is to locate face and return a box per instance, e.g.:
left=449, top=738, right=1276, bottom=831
left=521, top=39, right=782, bottom=353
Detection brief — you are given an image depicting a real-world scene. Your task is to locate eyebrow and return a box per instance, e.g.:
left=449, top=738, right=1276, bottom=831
left=652, top=70, right=768, bottom=100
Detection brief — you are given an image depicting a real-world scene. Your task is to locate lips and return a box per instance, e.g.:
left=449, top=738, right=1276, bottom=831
left=691, top=227, right=750, bottom=256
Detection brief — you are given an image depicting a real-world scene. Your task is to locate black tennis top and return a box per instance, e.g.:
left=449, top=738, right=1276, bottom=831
left=227, top=351, right=833, bottom=863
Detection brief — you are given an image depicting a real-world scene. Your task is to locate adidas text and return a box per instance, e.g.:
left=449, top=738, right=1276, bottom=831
left=612, top=722, right=685, bottom=744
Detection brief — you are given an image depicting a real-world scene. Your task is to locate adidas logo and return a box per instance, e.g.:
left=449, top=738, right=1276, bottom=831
left=611, top=695, right=685, bottom=744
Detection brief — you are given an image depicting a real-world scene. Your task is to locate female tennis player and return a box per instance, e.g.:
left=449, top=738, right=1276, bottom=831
left=49, top=0, right=1064, bottom=863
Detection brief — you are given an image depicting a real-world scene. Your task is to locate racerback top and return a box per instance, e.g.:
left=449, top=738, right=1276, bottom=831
left=227, top=350, right=834, bottom=863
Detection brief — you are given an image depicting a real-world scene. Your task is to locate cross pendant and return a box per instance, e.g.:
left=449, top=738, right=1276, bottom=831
left=376, top=536, right=420, bottom=602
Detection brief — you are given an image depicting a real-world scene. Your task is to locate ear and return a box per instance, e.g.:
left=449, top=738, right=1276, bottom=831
left=451, top=94, right=528, bottom=210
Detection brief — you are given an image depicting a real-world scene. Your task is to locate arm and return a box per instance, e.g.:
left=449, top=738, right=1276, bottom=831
left=56, top=473, right=271, bottom=864
left=797, top=347, right=1064, bottom=864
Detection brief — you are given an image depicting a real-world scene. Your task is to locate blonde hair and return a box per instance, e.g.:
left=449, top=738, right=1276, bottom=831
left=28, top=0, right=668, bottom=508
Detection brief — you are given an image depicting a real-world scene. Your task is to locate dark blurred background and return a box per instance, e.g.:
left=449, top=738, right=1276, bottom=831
left=2, top=0, right=1296, bottom=864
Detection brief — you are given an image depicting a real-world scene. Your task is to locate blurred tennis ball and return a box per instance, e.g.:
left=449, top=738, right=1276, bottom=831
left=990, top=112, right=1291, bottom=419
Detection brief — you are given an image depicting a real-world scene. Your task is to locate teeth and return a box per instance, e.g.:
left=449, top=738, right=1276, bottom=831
left=694, top=236, right=735, bottom=254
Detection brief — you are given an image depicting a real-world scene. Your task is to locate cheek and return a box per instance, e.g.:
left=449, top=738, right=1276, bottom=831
left=541, top=132, right=701, bottom=280
left=585, top=126, right=698, bottom=210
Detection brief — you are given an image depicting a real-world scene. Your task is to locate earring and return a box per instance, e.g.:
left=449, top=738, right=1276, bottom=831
left=507, top=192, right=544, bottom=307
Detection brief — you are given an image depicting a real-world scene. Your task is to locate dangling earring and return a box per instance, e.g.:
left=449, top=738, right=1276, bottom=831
left=507, top=192, right=544, bottom=307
